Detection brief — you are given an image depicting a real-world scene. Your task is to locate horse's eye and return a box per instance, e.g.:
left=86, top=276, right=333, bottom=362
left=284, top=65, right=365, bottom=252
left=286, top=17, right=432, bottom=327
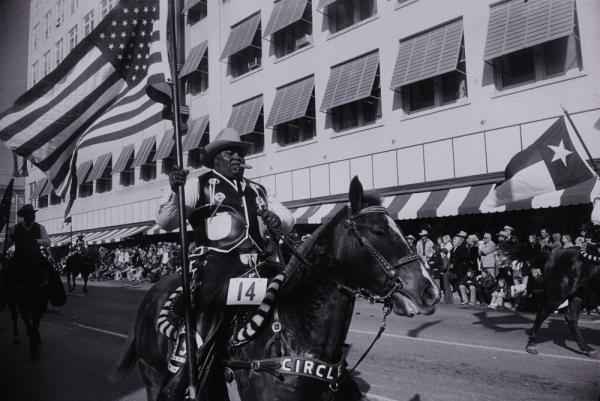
left=370, top=229, right=385, bottom=238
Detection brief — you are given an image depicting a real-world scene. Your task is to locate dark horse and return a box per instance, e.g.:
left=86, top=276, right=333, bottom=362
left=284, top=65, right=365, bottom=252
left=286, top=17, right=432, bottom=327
left=116, top=177, right=441, bottom=400
left=0, top=254, right=49, bottom=359
left=65, top=246, right=96, bottom=293
left=525, top=247, right=599, bottom=356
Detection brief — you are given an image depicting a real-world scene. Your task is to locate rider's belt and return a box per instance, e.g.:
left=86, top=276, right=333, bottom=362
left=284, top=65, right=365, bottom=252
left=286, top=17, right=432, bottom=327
left=224, top=356, right=344, bottom=383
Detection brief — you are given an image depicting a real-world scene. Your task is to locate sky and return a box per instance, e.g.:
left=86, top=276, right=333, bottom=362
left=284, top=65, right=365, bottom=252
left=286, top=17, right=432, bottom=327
left=0, top=0, right=29, bottom=180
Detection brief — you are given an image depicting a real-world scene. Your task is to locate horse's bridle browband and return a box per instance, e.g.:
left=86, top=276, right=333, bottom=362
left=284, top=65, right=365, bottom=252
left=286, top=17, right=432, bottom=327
left=344, top=205, right=422, bottom=301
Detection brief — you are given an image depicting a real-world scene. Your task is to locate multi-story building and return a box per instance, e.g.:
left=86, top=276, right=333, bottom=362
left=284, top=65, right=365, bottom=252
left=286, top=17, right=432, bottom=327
left=26, top=0, right=600, bottom=246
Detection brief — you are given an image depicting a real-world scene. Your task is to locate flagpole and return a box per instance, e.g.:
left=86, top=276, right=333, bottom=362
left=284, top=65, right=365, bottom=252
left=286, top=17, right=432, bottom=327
left=166, top=0, right=198, bottom=398
left=1, top=179, right=15, bottom=264
left=561, top=104, right=600, bottom=175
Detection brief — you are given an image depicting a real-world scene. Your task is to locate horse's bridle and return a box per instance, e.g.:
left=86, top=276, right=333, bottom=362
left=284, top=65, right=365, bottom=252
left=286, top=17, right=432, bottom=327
left=343, top=205, right=422, bottom=303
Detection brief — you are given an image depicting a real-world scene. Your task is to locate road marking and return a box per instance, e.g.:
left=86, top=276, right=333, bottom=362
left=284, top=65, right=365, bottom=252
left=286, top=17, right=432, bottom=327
left=73, top=323, right=128, bottom=339
left=69, top=293, right=85, bottom=297
left=365, top=394, right=399, bottom=401
left=349, top=329, right=600, bottom=364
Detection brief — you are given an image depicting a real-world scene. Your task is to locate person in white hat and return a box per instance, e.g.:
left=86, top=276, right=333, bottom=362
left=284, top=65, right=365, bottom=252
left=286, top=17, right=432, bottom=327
left=416, top=228, right=434, bottom=264
left=155, top=127, right=295, bottom=395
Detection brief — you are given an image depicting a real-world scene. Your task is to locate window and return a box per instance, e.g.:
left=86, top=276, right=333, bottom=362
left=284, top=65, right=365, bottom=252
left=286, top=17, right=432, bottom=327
left=50, top=192, right=62, bottom=205
left=332, top=71, right=381, bottom=131
left=79, top=180, right=93, bottom=197
left=44, top=10, right=53, bottom=39
left=230, top=34, right=261, bottom=78
left=273, top=3, right=312, bottom=58
left=32, top=61, right=40, bottom=85
left=222, top=14, right=262, bottom=78
left=68, top=26, right=78, bottom=51
left=187, top=125, right=210, bottom=168
left=187, top=56, right=208, bottom=95
left=38, top=195, right=49, bottom=208
left=161, top=150, right=177, bottom=175
left=120, top=157, right=135, bottom=187
left=187, top=1, right=207, bottom=24
left=101, top=0, right=116, bottom=17
left=275, top=114, right=315, bottom=146
left=43, top=51, right=51, bottom=75
left=70, top=0, right=78, bottom=14
left=494, top=35, right=582, bottom=90
left=96, top=164, right=112, bottom=193
left=33, top=24, right=40, bottom=50
left=141, top=147, right=157, bottom=181
left=83, top=11, right=94, bottom=36
left=402, top=45, right=466, bottom=113
left=241, top=110, right=264, bottom=155
left=327, top=0, right=376, bottom=34
left=55, top=39, right=64, bottom=66
left=56, top=0, right=64, bottom=27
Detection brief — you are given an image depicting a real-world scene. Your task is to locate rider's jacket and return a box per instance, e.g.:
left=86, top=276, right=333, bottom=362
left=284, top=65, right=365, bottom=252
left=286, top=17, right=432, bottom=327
left=156, top=169, right=295, bottom=254
left=12, top=222, right=44, bottom=260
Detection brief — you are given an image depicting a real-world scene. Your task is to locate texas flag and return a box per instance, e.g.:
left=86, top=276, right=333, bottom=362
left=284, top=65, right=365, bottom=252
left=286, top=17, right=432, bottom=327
left=483, top=116, right=599, bottom=209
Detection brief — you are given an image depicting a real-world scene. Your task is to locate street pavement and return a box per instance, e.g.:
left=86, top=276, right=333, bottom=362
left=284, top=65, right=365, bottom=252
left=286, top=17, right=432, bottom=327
left=0, top=278, right=598, bottom=401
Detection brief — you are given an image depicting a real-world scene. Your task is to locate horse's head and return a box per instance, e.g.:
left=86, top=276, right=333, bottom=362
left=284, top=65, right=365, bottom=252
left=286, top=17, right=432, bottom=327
left=336, top=177, right=440, bottom=317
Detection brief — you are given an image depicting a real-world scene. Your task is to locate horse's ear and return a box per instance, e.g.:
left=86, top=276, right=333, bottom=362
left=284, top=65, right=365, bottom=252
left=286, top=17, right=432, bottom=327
left=349, top=176, right=363, bottom=214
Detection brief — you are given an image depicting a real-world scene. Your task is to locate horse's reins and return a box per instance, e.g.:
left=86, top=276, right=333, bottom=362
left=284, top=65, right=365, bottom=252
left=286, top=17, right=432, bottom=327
left=264, top=204, right=423, bottom=392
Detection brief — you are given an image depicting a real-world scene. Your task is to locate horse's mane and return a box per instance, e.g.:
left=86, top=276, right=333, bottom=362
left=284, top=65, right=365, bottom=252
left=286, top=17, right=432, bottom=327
left=281, top=190, right=383, bottom=291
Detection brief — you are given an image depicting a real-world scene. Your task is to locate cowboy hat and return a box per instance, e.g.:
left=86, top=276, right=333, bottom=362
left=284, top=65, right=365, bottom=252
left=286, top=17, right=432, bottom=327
left=17, top=204, right=37, bottom=217
left=406, top=234, right=416, bottom=240
left=456, top=230, right=467, bottom=238
left=204, top=127, right=253, bottom=168
left=418, top=229, right=429, bottom=236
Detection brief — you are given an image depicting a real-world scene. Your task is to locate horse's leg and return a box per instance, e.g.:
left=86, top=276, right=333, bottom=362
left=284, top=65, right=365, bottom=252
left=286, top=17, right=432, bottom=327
left=526, top=299, right=561, bottom=355
left=83, top=273, right=89, bottom=293
left=18, top=303, right=39, bottom=360
left=9, top=302, right=20, bottom=345
left=139, top=359, right=165, bottom=401
left=565, top=297, right=596, bottom=356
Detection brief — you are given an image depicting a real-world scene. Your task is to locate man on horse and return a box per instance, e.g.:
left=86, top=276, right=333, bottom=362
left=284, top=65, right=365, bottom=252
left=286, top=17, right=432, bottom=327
left=155, top=127, right=295, bottom=397
left=1, top=204, right=50, bottom=360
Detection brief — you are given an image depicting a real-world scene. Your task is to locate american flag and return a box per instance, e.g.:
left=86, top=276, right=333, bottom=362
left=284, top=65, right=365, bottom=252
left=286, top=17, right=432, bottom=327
left=0, top=0, right=170, bottom=215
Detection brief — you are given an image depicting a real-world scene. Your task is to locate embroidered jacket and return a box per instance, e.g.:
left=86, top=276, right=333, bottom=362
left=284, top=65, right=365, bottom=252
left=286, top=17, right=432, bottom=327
left=156, top=169, right=295, bottom=254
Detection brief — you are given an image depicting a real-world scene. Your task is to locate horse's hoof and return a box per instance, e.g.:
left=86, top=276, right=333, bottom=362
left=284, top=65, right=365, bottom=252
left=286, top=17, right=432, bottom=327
left=584, top=349, right=597, bottom=357
left=526, top=345, right=538, bottom=355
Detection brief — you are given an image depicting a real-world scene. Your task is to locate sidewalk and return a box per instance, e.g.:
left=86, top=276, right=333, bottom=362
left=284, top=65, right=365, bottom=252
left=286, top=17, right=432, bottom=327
left=62, top=277, right=153, bottom=291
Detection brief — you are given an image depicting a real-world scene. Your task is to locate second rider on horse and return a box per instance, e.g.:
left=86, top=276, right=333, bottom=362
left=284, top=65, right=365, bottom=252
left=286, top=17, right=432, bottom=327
left=155, top=127, right=295, bottom=398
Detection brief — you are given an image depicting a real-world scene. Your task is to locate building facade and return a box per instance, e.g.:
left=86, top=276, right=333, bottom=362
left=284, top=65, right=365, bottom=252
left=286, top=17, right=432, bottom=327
left=25, top=0, right=600, bottom=245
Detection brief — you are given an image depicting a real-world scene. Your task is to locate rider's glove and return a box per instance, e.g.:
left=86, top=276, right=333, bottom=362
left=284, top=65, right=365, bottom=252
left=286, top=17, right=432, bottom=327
left=258, top=209, right=281, bottom=231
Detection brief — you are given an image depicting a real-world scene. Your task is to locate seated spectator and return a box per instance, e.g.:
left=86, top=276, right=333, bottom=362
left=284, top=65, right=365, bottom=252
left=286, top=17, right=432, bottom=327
left=459, top=270, right=477, bottom=305
left=442, top=235, right=453, bottom=252
left=509, top=261, right=529, bottom=310
left=476, top=269, right=496, bottom=305
left=526, top=266, right=544, bottom=311
left=479, top=233, right=496, bottom=277
left=489, top=278, right=508, bottom=310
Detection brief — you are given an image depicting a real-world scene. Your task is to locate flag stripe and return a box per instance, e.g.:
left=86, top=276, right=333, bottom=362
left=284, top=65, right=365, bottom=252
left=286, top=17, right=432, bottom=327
left=16, top=72, right=122, bottom=155
left=79, top=111, right=163, bottom=148
left=0, top=50, right=108, bottom=140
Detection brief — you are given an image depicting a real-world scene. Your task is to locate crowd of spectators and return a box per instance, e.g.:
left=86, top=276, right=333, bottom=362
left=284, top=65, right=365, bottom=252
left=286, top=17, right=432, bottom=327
left=406, top=224, right=598, bottom=313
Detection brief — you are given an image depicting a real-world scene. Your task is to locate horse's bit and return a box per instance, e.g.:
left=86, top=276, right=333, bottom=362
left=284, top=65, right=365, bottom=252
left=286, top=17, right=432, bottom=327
left=344, top=205, right=422, bottom=303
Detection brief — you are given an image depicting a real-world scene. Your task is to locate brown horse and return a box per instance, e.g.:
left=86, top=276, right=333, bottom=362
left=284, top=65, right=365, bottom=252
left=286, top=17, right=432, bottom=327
left=116, top=177, right=441, bottom=400
left=525, top=247, right=599, bottom=356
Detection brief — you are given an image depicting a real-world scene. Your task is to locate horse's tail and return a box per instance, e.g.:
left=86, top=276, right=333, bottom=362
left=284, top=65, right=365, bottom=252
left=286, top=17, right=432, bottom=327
left=113, top=329, right=137, bottom=381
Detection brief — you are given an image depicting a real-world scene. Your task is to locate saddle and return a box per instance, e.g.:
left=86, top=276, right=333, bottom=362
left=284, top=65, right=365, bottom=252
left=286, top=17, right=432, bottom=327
left=580, top=243, right=600, bottom=264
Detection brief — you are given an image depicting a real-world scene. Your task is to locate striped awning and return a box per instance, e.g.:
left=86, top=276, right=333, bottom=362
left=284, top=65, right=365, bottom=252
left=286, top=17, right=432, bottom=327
left=179, top=41, right=208, bottom=79
left=290, top=180, right=600, bottom=223
left=86, top=153, right=112, bottom=182
left=113, top=144, right=135, bottom=174
left=76, top=161, right=93, bottom=184
left=264, top=0, right=309, bottom=37
left=391, top=19, right=464, bottom=89
left=220, top=12, right=261, bottom=60
left=182, top=0, right=205, bottom=13
left=153, top=131, right=175, bottom=161
left=51, top=223, right=155, bottom=247
left=227, top=96, right=263, bottom=136
left=41, top=180, right=56, bottom=197
left=320, top=51, right=379, bottom=111
left=267, top=75, right=314, bottom=128
left=145, top=222, right=193, bottom=235
left=132, top=137, right=156, bottom=168
left=30, top=178, right=49, bottom=199
left=484, top=0, right=575, bottom=60
left=183, top=115, right=209, bottom=151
